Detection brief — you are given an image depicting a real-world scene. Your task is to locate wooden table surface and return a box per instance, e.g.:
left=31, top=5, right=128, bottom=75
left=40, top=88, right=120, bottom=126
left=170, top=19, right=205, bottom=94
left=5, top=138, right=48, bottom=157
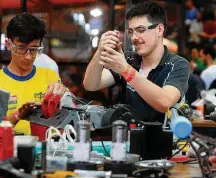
left=192, top=119, right=216, bottom=128
left=168, top=163, right=202, bottom=178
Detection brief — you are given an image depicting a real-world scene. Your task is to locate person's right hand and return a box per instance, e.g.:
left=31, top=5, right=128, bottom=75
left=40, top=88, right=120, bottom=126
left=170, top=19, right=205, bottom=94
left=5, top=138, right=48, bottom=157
left=98, top=30, right=120, bottom=52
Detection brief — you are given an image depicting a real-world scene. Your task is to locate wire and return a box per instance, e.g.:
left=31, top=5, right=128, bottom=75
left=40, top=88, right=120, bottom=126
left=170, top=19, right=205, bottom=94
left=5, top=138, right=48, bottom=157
left=167, top=141, right=189, bottom=160
left=92, top=129, right=110, bottom=157
left=45, top=125, right=77, bottom=156
left=63, top=125, right=77, bottom=143
left=93, top=124, right=128, bottom=130
left=101, top=140, right=110, bottom=157
left=170, top=106, right=185, bottom=116
left=172, top=138, right=180, bottom=149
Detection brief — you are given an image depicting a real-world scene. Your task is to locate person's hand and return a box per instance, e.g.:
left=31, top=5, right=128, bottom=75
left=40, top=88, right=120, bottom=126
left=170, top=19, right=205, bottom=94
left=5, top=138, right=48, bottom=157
left=17, top=101, right=41, bottom=118
left=98, top=30, right=120, bottom=52
left=46, top=82, right=67, bottom=96
left=99, top=43, right=128, bottom=74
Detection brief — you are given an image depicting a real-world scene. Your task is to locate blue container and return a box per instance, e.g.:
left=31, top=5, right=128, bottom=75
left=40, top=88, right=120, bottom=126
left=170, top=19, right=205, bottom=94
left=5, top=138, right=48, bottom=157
left=170, top=115, right=192, bottom=139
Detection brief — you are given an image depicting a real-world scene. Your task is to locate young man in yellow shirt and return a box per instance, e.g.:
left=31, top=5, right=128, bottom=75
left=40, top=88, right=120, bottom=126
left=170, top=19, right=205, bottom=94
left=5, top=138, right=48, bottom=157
left=0, top=12, right=66, bottom=135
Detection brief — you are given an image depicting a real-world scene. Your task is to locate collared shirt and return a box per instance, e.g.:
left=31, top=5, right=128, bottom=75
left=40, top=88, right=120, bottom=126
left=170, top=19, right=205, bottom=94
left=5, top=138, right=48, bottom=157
left=110, top=46, right=190, bottom=123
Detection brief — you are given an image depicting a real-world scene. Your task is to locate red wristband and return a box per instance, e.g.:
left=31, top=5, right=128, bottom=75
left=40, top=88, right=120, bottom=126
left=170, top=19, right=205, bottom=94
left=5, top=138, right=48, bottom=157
left=121, top=65, right=131, bottom=78
left=125, top=67, right=136, bottom=82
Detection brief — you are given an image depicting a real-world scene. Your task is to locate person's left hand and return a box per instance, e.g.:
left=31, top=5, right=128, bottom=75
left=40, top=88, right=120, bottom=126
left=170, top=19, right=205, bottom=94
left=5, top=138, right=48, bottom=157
left=46, top=83, right=67, bottom=96
left=99, top=43, right=128, bottom=74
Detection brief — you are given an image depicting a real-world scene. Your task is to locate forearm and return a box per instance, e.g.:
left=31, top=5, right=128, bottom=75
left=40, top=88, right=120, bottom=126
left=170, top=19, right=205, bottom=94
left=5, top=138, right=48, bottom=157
left=199, top=32, right=210, bottom=38
left=83, top=50, right=104, bottom=91
left=129, top=72, right=177, bottom=113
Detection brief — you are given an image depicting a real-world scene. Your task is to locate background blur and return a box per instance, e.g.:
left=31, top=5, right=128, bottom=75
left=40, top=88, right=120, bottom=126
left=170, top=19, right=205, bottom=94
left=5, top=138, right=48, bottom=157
left=0, top=0, right=215, bottom=105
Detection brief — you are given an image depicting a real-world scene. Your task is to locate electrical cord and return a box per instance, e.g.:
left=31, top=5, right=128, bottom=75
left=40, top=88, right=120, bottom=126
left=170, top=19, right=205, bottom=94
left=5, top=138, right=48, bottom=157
left=92, top=129, right=110, bottom=157
left=170, top=106, right=185, bottom=117
left=62, top=125, right=77, bottom=143
left=45, top=125, right=77, bottom=156
left=92, top=123, right=128, bottom=157
left=172, top=138, right=180, bottom=149
left=167, top=141, right=189, bottom=160
left=101, top=140, right=110, bottom=157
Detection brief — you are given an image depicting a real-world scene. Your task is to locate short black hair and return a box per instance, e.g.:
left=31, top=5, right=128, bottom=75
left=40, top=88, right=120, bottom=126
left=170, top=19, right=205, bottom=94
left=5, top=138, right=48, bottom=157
left=6, top=12, right=47, bottom=44
left=126, top=1, right=167, bottom=34
left=203, top=46, right=215, bottom=59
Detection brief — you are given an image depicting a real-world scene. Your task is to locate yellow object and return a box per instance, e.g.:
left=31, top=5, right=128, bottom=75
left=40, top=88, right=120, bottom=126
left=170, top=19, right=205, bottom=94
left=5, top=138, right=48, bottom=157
left=0, top=66, right=60, bottom=135
left=178, top=141, right=189, bottom=152
left=167, top=109, right=172, bottom=119
left=40, top=171, right=77, bottom=178
left=167, top=103, right=190, bottom=119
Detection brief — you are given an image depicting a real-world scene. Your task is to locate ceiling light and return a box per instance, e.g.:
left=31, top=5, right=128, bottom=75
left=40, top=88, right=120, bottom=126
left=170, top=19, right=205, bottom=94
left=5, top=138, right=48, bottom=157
left=90, top=8, right=102, bottom=17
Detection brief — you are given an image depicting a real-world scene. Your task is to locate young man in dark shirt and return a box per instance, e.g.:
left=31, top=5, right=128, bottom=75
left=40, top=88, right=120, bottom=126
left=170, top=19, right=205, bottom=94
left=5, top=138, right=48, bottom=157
left=83, top=1, right=190, bottom=123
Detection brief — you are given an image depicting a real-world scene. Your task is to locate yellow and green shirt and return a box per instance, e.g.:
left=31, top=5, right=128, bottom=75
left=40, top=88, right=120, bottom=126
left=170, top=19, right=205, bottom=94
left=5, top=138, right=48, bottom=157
left=0, top=65, right=60, bottom=135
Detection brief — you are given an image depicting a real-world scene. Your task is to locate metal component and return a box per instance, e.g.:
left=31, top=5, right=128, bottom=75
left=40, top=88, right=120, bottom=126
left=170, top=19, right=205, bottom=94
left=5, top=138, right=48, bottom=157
left=111, top=120, right=127, bottom=162
left=74, top=170, right=112, bottom=178
left=135, top=159, right=176, bottom=171
left=76, top=120, right=90, bottom=143
left=73, top=120, right=91, bottom=162
left=189, top=131, right=216, bottom=178
left=112, top=120, right=127, bottom=143
left=41, top=141, right=47, bottom=171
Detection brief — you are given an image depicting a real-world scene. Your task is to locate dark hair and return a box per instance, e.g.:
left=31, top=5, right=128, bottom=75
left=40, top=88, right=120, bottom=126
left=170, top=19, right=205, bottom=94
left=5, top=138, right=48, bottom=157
left=6, top=12, right=47, bottom=44
left=203, top=46, right=215, bottom=59
left=126, top=1, right=167, bottom=34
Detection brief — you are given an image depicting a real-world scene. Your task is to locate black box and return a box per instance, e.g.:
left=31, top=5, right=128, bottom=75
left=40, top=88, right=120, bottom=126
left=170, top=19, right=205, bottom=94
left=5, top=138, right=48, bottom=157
left=130, top=123, right=173, bottom=160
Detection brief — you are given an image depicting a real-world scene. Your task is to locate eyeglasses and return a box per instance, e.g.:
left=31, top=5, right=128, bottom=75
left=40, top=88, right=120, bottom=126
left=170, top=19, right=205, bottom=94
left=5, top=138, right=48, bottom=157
left=9, top=40, right=44, bottom=57
left=126, top=24, right=159, bottom=39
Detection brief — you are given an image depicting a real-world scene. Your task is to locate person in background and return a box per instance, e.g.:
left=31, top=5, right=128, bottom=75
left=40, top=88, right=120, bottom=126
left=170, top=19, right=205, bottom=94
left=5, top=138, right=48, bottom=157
left=185, top=0, right=198, bottom=25
left=200, top=46, right=216, bottom=89
left=189, top=10, right=203, bottom=44
left=0, top=12, right=66, bottom=135
left=83, top=1, right=190, bottom=123
left=189, top=48, right=206, bottom=75
left=199, top=10, right=216, bottom=44
left=34, top=53, right=59, bottom=75
left=185, top=73, right=205, bottom=105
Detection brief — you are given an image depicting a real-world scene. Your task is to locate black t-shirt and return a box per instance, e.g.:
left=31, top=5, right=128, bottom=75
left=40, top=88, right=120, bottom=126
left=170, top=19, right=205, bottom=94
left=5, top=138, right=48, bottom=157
left=110, top=46, right=190, bottom=123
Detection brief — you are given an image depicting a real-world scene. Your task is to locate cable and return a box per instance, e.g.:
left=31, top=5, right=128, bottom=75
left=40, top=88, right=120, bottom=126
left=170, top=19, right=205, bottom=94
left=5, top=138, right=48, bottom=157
left=172, top=138, right=180, bottom=149
left=167, top=141, right=189, bottom=160
left=45, top=125, right=77, bottom=156
left=101, top=140, right=110, bottom=157
left=170, top=106, right=185, bottom=116
left=63, top=125, right=77, bottom=143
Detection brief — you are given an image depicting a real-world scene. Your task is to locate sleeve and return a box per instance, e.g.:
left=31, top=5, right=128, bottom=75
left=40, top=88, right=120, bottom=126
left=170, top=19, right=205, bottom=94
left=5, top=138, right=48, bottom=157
left=164, top=58, right=190, bottom=98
